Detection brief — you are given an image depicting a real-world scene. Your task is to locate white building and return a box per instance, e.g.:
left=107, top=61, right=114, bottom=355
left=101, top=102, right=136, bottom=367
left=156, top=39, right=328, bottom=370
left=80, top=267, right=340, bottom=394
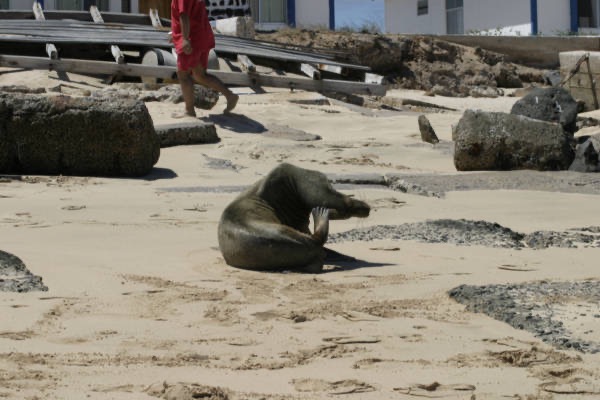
left=384, top=0, right=595, bottom=36
left=250, top=0, right=333, bottom=30
left=0, top=0, right=334, bottom=30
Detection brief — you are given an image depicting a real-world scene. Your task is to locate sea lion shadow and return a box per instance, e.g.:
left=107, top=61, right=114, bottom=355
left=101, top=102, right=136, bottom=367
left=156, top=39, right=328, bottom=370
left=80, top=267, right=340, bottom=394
left=203, top=113, right=267, bottom=134
left=322, top=248, right=393, bottom=272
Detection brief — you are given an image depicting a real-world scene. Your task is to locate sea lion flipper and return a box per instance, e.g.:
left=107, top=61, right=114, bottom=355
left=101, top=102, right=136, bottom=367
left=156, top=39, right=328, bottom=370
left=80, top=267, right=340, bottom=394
left=311, top=207, right=329, bottom=245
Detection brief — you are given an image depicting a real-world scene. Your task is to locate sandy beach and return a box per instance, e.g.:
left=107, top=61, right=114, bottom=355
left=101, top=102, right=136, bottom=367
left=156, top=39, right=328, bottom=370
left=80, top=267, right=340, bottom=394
left=1, top=69, right=599, bottom=399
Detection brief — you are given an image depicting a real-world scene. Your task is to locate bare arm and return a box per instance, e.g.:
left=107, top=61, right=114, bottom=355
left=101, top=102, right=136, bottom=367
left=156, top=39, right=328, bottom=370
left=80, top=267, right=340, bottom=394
left=180, top=13, right=192, bottom=54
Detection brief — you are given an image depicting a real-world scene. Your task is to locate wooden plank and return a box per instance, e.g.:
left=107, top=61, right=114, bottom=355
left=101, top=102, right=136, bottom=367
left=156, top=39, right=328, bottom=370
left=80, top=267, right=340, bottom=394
left=0, top=55, right=386, bottom=96
left=34, top=2, right=59, bottom=61
left=318, top=63, right=343, bottom=75
left=110, top=45, right=125, bottom=64
left=0, top=10, right=164, bottom=25
left=300, top=63, right=321, bottom=80
left=149, top=9, right=163, bottom=29
left=90, top=6, right=125, bottom=64
left=364, top=72, right=384, bottom=85
left=237, top=54, right=256, bottom=73
left=0, top=21, right=366, bottom=68
left=32, top=2, right=45, bottom=21
left=0, top=54, right=178, bottom=80
left=46, top=44, right=58, bottom=60
left=89, top=5, right=103, bottom=23
left=0, top=21, right=369, bottom=72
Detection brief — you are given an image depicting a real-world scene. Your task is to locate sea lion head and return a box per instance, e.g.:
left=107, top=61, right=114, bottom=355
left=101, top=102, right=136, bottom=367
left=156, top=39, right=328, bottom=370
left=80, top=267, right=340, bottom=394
left=328, top=195, right=370, bottom=220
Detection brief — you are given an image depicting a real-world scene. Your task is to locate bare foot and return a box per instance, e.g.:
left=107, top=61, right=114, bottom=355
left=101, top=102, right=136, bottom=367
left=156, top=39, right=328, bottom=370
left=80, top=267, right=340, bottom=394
left=224, top=93, right=239, bottom=114
left=171, top=111, right=197, bottom=119
left=311, top=207, right=329, bottom=245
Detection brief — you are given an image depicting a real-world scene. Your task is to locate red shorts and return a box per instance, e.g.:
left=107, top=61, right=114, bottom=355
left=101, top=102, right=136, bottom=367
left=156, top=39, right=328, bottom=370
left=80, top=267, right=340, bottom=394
left=177, top=48, right=209, bottom=71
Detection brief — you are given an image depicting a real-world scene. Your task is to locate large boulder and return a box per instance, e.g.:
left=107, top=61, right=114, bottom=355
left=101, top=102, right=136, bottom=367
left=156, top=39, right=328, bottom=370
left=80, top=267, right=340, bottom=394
left=0, top=93, right=159, bottom=177
left=510, top=87, right=578, bottom=133
left=454, top=110, right=575, bottom=171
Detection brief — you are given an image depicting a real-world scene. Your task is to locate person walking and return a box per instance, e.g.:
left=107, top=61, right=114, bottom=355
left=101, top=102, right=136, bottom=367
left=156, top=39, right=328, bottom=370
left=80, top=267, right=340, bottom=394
left=171, top=0, right=238, bottom=117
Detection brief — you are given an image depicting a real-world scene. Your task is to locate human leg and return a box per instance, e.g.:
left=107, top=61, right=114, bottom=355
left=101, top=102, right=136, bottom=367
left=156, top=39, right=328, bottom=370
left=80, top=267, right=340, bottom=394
left=176, top=69, right=197, bottom=117
left=191, top=64, right=239, bottom=113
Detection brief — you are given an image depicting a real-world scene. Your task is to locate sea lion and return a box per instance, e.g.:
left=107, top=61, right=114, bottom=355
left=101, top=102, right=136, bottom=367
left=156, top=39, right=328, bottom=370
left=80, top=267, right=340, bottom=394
left=218, top=163, right=370, bottom=273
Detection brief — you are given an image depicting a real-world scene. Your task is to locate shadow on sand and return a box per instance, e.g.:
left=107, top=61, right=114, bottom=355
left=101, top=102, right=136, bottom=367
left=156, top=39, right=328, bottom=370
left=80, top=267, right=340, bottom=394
left=321, top=247, right=394, bottom=272
left=203, top=113, right=267, bottom=134
left=140, top=168, right=178, bottom=181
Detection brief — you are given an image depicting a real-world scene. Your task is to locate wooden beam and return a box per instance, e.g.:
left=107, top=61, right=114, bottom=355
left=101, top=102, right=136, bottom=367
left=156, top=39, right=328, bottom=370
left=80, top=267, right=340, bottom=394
left=34, top=2, right=60, bottom=61
left=0, top=21, right=369, bottom=72
left=149, top=9, right=163, bottom=29
left=236, top=54, right=256, bottom=73
left=45, top=44, right=58, bottom=60
left=318, top=63, right=343, bottom=75
left=364, top=72, right=385, bottom=85
left=0, top=9, right=166, bottom=25
left=0, top=55, right=386, bottom=96
left=90, top=6, right=124, bottom=64
left=89, top=5, right=103, bottom=23
left=32, top=1, right=45, bottom=20
left=300, top=63, right=321, bottom=80
left=110, top=45, right=125, bottom=64
left=0, top=54, right=178, bottom=80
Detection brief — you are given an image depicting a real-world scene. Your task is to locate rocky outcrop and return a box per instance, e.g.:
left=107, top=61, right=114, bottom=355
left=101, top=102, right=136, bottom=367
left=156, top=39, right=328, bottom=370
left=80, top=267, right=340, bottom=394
left=510, top=87, right=578, bottom=133
left=0, top=93, right=160, bottom=177
left=454, top=110, right=575, bottom=171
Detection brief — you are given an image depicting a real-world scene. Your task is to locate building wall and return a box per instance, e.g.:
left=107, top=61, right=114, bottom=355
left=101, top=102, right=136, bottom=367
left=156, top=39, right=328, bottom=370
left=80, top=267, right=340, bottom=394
left=462, top=0, right=530, bottom=35
left=295, top=0, right=329, bottom=29
left=10, top=0, right=34, bottom=9
left=384, top=0, right=446, bottom=34
left=385, top=0, right=572, bottom=36
left=537, top=0, right=571, bottom=34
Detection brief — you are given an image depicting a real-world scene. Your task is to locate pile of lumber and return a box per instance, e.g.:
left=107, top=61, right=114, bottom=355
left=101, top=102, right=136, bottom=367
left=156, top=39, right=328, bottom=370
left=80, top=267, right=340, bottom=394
left=0, top=5, right=385, bottom=96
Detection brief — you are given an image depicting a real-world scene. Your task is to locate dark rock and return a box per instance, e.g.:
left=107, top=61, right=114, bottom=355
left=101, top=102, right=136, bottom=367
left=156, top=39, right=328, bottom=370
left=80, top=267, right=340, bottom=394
left=544, top=70, right=562, bottom=87
left=0, top=250, right=47, bottom=292
left=155, top=121, right=220, bottom=148
left=0, top=93, right=160, bottom=177
left=417, top=115, right=440, bottom=144
left=95, top=84, right=219, bottom=110
left=469, top=86, right=503, bottom=98
left=454, top=110, right=575, bottom=171
left=493, top=63, right=523, bottom=88
left=510, top=87, right=578, bottom=133
left=161, top=85, right=219, bottom=110
left=569, top=139, right=600, bottom=172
